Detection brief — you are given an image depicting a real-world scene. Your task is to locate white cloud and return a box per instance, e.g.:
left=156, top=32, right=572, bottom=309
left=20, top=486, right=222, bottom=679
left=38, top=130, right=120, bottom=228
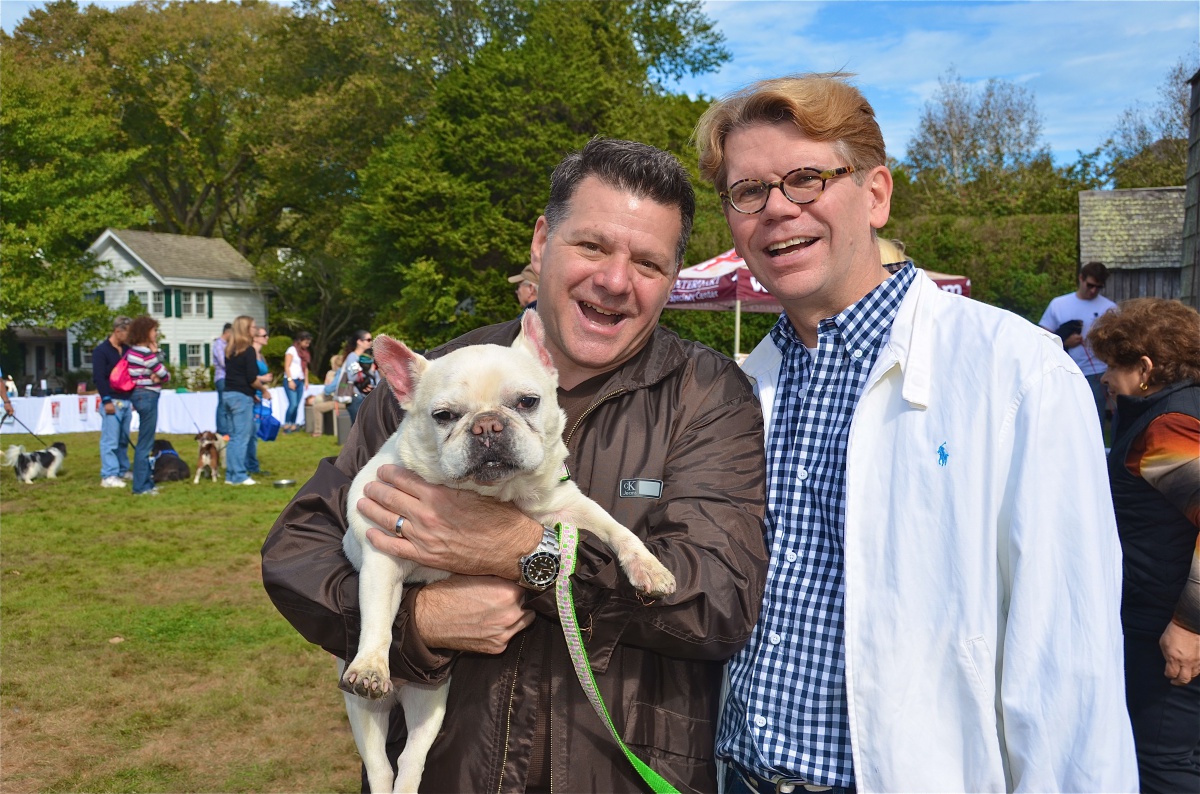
left=677, top=0, right=1198, bottom=163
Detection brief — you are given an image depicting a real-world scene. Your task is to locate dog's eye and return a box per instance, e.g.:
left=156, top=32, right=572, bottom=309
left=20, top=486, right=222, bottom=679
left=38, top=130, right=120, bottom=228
left=516, top=396, right=539, bottom=410
left=431, top=409, right=460, bottom=424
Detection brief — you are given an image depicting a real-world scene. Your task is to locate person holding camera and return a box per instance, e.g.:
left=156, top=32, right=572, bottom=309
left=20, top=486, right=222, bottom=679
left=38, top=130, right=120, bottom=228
left=1040, top=261, right=1118, bottom=434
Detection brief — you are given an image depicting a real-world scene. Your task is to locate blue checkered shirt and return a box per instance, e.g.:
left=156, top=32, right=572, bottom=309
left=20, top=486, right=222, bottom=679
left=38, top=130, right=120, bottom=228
left=717, top=264, right=916, bottom=787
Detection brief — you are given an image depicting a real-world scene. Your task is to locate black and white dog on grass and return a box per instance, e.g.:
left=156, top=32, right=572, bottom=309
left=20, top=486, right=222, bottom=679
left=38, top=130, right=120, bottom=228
left=3, top=442, right=67, bottom=483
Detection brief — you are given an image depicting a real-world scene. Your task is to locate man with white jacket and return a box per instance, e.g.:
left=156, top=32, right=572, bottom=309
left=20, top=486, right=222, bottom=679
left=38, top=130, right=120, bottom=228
left=695, top=73, right=1137, bottom=793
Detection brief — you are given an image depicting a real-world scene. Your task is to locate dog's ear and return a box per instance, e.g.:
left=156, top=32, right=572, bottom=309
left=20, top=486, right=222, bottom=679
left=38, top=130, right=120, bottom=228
left=515, top=310, right=557, bottom=377
left=373, top=335, right=428, bottom=408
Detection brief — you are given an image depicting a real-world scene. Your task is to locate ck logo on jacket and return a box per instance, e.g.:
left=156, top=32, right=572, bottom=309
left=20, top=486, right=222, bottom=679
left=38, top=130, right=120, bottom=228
left=621, top=479, right=663, bottom=498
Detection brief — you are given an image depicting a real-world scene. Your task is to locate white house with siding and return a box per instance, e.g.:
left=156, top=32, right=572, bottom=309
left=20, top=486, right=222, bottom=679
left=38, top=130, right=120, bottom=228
left=68, top=229, right=268, bottom=376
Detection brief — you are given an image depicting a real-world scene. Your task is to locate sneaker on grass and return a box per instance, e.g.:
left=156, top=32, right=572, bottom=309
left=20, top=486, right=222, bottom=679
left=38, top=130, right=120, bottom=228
left=100, top=476, right=127, bottom=488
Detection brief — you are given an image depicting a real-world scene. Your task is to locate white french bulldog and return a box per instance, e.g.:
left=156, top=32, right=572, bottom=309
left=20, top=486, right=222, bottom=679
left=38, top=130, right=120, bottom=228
left=340, top=309, right=676, bottom=793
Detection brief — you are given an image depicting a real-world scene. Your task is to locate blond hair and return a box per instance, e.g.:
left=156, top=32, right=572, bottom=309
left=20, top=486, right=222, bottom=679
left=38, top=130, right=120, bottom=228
left=228, top=315, right=255, bottom=358
left=695, top=73, right=886, bottom=192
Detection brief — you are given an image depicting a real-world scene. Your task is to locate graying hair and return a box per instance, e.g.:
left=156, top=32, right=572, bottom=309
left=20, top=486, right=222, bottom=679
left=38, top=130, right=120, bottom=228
left=544, top=137, right=695, bottom=269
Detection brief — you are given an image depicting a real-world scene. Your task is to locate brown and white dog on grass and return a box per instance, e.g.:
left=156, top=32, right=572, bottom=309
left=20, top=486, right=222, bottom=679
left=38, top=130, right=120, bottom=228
left=193, top=431, right=225, bottom=483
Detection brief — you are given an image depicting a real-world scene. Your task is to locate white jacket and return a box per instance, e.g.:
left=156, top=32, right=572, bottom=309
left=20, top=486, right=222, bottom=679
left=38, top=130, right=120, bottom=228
left=740, top=272, right=1137, bottom=793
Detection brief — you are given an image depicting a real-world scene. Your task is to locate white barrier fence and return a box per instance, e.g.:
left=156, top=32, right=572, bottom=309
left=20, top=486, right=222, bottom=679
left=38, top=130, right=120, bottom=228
left=0, top=385, right=326, bottom=436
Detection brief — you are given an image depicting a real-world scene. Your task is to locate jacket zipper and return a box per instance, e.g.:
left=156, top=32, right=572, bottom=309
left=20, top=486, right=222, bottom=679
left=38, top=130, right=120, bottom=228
left=496, top=633, right=527, bottom=793
left=564, top=389, right=627, bottom=448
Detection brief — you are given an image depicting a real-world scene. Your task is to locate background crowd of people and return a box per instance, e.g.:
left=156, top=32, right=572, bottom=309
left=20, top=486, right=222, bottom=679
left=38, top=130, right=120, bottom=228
left=85, top=313, right=386, bottom=491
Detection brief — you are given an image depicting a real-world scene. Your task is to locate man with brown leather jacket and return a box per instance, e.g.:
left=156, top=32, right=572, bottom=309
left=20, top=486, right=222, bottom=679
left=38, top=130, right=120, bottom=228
left=261, top=138, right=768, bottom=792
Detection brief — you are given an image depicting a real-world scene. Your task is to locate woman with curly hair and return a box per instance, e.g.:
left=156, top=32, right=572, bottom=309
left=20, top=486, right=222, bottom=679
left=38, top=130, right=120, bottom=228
left=1090, top=298, right=1200, bottom=792
left=125, top=314, right=170, bottom=496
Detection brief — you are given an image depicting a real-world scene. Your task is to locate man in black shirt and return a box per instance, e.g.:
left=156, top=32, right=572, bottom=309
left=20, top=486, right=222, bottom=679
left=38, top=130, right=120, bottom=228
left=92, top=316, right=133, bottom=488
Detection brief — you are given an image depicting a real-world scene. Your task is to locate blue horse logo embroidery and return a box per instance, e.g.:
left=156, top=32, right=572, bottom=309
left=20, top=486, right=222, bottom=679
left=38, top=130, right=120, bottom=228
left=937, top=442, right=949, bottom=467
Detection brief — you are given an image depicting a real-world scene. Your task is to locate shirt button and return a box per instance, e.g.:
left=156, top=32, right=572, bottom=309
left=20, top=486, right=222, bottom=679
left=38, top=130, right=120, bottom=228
left=769, top=632, right=781, bottom=645
left=754, top=715, right=767, bottom=728
left=852, top=348, right=864, bottom=359
left=785, top=551, right=797, bottom=562
left=797, top=467, right=808, bottom=480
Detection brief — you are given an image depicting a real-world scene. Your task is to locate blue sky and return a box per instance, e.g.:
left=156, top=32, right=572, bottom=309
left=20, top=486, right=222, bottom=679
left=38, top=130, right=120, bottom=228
left=4, top=0, right=1197, bottom=164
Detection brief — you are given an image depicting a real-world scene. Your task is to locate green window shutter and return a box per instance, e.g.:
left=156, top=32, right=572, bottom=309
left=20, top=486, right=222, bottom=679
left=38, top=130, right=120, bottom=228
left=203, top=343, right=211, bottom=366
left=179, top=344, right=187, bottom=366
left=161, top=345, right=169, bottom=364
left=174, top=290, right=182, bottom=317
left=164, top=288, right=172, bottom=317
left=72, top=343, right=81, bottom=369
left=128, top=290, right=136, bottom=305
left=94, top=290, right=106, bottom=305
left=207, top=290, right=214, bottom=318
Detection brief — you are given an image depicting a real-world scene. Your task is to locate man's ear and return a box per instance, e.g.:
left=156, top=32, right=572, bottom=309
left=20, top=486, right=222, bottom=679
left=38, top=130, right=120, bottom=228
left=372, top=335, right=427, bottom=408
left=516, top=309, right=557, bottom=377
left=530, top=215, right=549, bottom=276
left=867, top=165, right=893, bottom=231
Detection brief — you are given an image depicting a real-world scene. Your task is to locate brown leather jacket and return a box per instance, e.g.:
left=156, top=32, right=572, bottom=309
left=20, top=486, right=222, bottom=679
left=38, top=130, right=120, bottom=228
left=261, top=320, right=768, bottom=792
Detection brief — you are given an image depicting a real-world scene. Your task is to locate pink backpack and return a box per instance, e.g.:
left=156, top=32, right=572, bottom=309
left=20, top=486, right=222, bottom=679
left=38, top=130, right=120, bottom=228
left=109, top=352, right=135, bottom=391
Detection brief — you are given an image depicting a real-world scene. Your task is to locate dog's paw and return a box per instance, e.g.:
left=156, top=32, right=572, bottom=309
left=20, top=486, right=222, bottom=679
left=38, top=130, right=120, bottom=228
left=341, top=658, right=393, bottom=700
left=619, top=548, right=676, bottom=599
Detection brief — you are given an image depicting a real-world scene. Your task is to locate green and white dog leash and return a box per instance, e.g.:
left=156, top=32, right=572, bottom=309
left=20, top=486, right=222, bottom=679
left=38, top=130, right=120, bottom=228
left=553, top=520, right=680, bottom=794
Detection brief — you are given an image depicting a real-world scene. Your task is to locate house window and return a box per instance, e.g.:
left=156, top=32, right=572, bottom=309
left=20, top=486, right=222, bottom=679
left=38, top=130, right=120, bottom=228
left=83, top=347, right=95, bottom=366
left=195, top=291, right=206, bottom=317
left=187, top=344, right=203, bottom=367
left=152, top=292, right=164, bottom=314
left=136, top=291, right=149, bottom=309
left=181, top=292, right=193, bottom=316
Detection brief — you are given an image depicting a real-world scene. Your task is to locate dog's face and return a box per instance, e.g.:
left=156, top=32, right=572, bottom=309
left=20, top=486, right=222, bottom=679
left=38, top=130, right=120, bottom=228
left=374, top=311, right=565, bottom=490
left=51, top=442, right=66, bottom=456
left=195, top=431, right=226, bottom=451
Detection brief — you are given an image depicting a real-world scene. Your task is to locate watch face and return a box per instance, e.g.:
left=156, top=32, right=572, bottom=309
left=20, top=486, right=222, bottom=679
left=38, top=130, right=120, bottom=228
left=522, top=551, right=559, bottom=588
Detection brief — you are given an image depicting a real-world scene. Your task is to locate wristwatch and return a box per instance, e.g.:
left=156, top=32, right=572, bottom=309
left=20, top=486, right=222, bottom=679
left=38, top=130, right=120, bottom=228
left=518, top=526, right=561, bottom=591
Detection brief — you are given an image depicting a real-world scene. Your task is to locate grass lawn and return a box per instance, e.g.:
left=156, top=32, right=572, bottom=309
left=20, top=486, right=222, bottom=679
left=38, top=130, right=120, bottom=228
left=1, top=429, right=363, bottom=793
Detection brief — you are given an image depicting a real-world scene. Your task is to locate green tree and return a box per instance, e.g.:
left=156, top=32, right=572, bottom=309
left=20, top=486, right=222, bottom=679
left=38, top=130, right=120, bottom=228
left=1104, top=56, right=1196, bottom=188
left=7, top=0, right=292, bottom=253
left=907, top=69, right=1047, bottom=186
left=0, top=39, right=147, bottom=328
left=342, top=0, right=728, bottom=349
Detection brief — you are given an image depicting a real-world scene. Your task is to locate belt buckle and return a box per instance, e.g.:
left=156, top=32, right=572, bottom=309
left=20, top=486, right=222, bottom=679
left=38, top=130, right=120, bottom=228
left=774, top=780, right=831, bottom=794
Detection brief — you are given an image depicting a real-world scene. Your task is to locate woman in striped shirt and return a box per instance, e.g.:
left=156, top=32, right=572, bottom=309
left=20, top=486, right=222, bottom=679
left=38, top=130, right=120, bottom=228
left=125, top=315, right=170, bottom=496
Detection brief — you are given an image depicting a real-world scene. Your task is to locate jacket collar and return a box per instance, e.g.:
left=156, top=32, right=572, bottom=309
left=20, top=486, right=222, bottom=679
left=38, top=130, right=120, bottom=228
left=1113, top=378, right=1198, bottom=432
left=743, top=269, right=940, bottom=409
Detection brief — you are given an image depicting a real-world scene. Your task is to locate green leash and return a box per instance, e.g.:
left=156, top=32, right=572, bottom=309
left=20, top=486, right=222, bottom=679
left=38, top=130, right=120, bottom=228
left=554, top=521, right=680, bottom=793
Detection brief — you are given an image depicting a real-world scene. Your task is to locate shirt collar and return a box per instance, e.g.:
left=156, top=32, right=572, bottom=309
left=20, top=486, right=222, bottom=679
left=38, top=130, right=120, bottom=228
left=770, top=263, right=917, bottom=356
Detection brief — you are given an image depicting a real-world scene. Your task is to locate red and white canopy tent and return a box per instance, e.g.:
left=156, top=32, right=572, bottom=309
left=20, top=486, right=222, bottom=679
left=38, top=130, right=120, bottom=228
left=666, top=248, right=971, bottom=356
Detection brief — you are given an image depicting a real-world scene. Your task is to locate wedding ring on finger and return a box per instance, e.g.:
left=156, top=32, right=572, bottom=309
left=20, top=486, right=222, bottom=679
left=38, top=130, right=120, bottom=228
left=394, top=516, right=405, bottom=537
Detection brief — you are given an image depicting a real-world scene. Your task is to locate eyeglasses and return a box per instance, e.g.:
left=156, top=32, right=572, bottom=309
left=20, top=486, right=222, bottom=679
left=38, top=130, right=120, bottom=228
left=721, top=166, right=856, bottom=214
left=254, top=332, right=268, bottom=338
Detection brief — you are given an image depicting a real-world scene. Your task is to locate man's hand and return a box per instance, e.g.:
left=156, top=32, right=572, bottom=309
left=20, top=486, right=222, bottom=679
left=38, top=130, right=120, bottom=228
left=104, top=402, right=116, bottom=415
left=1062, top=332, right=1083, bottom=349
left=414, top=575, right=534, bottom=654
left=1161, top=620, right=1200, bottom=686
left=359, top=464, right=543, bottom=580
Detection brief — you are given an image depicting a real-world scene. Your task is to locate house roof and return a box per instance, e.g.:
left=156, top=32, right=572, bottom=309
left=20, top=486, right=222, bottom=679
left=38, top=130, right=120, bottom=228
left=1078, top=188, right=1184, bottom=271
left=94, top=229, right=256, bottom=283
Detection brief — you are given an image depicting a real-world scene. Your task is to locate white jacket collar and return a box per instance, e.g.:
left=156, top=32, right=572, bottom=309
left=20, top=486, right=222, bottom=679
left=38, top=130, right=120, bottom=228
left=741, top=270, right=940, bottom=410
